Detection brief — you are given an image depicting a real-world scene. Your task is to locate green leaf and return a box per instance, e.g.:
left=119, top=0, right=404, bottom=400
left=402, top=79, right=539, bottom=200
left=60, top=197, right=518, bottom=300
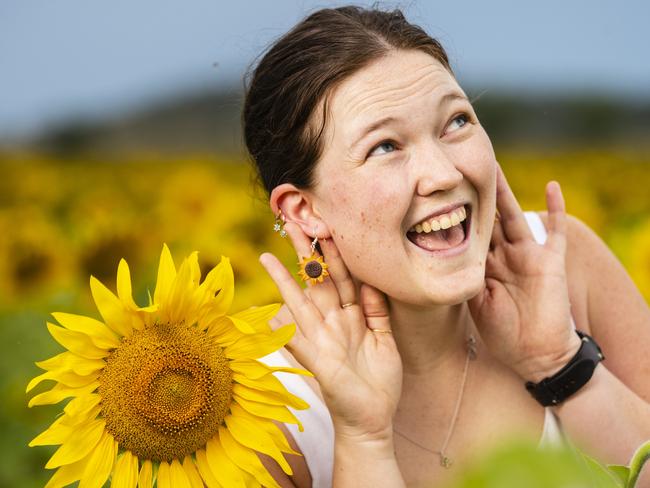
left=606, top=465, right=629, bottom=485
left=446, top=438, right=620, bottom=488
left=579, top=452, right=623, bottom=487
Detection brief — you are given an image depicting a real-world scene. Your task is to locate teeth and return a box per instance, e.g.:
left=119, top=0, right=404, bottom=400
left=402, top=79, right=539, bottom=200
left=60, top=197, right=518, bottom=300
left=409, top=207, right=467, bottom=234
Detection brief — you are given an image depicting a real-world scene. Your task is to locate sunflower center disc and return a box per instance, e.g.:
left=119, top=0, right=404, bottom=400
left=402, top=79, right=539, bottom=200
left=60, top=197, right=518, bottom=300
left=99, top=322, right=232, bottom=462
left=305, top=260, right=323, bottom=279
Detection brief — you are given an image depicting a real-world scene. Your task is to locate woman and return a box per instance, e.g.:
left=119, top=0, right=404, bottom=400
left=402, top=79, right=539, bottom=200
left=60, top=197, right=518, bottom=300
left=243, top=6, right=650, bottom=487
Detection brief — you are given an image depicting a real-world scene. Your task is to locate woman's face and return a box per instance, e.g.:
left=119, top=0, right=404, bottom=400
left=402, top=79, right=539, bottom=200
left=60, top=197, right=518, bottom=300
left=309, top=49, right=497, bottom=306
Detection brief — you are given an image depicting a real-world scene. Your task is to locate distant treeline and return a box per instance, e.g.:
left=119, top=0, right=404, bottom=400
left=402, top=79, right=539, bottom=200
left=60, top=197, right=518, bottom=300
left=21, top=87, right=650, bottom=157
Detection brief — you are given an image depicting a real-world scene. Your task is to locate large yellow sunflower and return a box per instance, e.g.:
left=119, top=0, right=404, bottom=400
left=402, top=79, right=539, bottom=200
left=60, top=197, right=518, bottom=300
left=27, top=244, right=310, bottom=487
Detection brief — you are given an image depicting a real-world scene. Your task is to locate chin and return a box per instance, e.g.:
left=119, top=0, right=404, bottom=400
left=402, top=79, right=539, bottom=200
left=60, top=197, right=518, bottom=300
left=420, top=265, right=486, bottom=306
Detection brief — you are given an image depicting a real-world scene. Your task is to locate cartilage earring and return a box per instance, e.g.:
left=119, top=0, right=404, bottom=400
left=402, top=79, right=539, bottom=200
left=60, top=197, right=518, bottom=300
left=273, top=210, right=287, bottom=238
left=298, top=227, right=329, bottom=285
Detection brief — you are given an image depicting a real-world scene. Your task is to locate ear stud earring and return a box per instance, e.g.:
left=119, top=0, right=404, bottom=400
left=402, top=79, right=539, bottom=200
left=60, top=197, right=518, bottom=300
left=298, top=227, right=329, bottom=285
left=273, top=210, right=287, bottom=238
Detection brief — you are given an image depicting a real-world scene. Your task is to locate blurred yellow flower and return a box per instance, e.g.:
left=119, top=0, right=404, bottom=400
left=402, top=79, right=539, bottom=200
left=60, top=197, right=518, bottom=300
left=0, top=206, right=75, bottom=302
left=27, top=245, right=310, bottom=487
left=611, top=217, right=650, bottom=302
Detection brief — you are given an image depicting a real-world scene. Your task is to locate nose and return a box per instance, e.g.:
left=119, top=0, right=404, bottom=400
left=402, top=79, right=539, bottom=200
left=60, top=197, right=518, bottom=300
left=413, top=143, right=463, bottom=196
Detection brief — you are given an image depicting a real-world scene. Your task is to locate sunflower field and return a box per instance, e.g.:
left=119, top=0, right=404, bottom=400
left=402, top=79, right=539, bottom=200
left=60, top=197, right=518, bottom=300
left=2, top=149, right=649, bottom=486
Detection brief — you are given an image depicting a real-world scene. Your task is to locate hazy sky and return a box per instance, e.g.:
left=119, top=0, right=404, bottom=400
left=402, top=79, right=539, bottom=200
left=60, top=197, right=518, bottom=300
left=2, top=0, right=649, bottom=137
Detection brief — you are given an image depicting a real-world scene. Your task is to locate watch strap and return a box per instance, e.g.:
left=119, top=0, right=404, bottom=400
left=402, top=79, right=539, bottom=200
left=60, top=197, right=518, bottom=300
left=525, top=330, right=605, bottom=407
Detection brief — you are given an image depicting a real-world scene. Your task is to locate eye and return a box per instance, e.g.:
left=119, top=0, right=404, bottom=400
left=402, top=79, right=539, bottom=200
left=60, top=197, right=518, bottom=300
left=445, top=113, right=470, bottom=134
left=367, top=140, right=397, bottom=158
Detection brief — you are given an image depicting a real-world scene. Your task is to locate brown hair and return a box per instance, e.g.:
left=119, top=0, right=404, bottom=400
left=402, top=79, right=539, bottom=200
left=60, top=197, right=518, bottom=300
left=242, top=5, right=452, bottom=195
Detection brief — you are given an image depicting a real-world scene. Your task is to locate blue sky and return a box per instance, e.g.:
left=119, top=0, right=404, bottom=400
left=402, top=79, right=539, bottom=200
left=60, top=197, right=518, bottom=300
left=1, top=0, right=649, bottom=137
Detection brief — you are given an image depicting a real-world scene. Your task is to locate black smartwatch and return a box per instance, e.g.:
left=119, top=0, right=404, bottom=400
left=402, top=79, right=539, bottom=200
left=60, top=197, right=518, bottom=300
left=525, top=330, right=604, bottom=407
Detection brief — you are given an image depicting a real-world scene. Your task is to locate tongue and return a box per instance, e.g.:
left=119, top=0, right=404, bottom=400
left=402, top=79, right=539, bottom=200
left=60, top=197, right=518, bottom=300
left=410, top=224, right=465, bottom=251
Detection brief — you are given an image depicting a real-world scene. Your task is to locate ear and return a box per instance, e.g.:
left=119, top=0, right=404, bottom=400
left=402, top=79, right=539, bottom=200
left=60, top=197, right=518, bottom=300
left=270, top=183, right=332, bottom=239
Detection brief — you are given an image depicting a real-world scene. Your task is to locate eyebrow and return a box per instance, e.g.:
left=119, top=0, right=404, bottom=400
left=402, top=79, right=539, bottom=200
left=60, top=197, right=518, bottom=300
left=350, top=92, right=470, bottom=149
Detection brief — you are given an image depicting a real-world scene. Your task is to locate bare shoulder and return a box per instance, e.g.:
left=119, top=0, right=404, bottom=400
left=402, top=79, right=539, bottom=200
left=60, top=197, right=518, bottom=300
left=537, top=211, right=650, bottom=403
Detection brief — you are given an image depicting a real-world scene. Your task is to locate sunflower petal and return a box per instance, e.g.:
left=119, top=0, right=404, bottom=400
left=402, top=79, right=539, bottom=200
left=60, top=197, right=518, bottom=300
left=206, top=437, right=248, bottom=488
left=45, top=419, right=105, bottom=469
left=225, top=409, right=293, bottom=475
left=138, top=459, right=153, bottom=488
left=169, top=458, right=192, bottom=488
left=199, top=256, right=234, bottom=319
left=28, top=381, right=99, bottom=408
left=182, top=455, right=205, bottom=488
left=51, top=312, right=119, bottom=349
left=154, top=244, right=177, bottom=307
left=35, top=351, right=105, bottom=376
left=165, top=252, right=200, bottom=324
left=233, top=405, right=300, bottom=455
left=30, top=396, right=101, bottom=447
left=227, top=315, right=256, bottom=334
left=63, top=394, right=101, bottom=418
left=232, top=376, right=309, bottom=409
left=229, top=358, right=313, bottom=379
left=90, top=276, right=138, bottom=337
left=117, top=259, right=139, bottom=310
left=30, top=416, right=73, bottom=447
left=44, top=457, right=87, bottom=488
left=112, top=450, right=138, bottom=488
left=234, top=395, right=304, bottom=431
left=27, top=369, right=97, bottom=393
left=218, top=427, right=281, bottom=488
left=230, top=303, right=282, bottom=334
left=78, top=431, right=117, bottom=488
left=46, top=323, right=109, bottom=359
left=225, top=324, right=295, bottom=359
left=206, top=316, right=244, bottom=346
left=157, top=461, right=172, bottom=488
left=195, top=449, right=223, bottom=488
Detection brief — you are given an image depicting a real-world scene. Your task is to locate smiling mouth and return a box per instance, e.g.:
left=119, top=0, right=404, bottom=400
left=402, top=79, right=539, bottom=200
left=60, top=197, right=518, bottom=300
left=406, top=205, right=471, bottom=252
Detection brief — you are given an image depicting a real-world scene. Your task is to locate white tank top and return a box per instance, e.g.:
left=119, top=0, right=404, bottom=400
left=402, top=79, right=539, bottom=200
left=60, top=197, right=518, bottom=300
left=262, top=211, right=570, bottom=487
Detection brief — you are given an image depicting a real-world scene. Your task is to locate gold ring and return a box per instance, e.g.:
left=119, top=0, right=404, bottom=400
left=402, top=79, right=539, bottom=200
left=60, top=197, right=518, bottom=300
left=341, top=302, right=355, bottom=308
left=369, top=328, right=392, bottom=334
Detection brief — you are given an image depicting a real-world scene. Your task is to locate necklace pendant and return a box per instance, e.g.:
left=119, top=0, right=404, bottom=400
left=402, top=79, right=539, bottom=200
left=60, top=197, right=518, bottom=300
left=467, top=335, right=478, bottom=360
left=440, top=454, right=452, bottom=468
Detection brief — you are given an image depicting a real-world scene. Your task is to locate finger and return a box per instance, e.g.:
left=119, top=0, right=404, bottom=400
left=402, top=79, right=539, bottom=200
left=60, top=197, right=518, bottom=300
left=495, top=163, right=533, bottom=243
left=284, top=221, right=315, bottom=261
left=359, top=283, right=392, bottom=335
left=490, top=211, right=506, bottom=250
left=282, top=328, right=317, bottom=373
left=544, top=180, right=567, bottom=255
left=319, top=237, right=357, bottom=308
left=283, top=221, right=340, bottom=310
left=259, top=252, right=323, bottom=340
left=484, top=246, right=509, bottom=282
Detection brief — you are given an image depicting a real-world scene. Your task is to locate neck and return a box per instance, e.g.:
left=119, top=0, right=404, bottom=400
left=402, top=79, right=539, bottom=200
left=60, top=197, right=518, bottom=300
left=388, top=297, right=475, bottom=376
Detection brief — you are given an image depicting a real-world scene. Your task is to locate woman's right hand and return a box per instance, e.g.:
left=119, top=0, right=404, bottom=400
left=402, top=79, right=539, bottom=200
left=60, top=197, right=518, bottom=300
left=259, top=221, right=403, bottom=442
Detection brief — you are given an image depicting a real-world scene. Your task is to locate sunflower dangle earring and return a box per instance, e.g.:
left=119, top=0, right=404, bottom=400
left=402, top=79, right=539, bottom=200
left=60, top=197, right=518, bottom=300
left=298, top=227, right=330, bottom=285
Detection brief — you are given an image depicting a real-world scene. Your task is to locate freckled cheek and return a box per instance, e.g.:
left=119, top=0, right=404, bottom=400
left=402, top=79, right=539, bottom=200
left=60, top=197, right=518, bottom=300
left=325, top=177, right=403, bottom=254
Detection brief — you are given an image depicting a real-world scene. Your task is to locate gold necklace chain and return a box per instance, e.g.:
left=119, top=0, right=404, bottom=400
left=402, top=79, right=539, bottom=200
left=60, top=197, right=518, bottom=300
left=393, top=334, right=477, bottom=468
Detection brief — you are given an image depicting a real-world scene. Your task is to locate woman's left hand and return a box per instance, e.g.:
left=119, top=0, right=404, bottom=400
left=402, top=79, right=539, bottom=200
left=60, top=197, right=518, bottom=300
left=467, top=163, right=582, bottom=383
